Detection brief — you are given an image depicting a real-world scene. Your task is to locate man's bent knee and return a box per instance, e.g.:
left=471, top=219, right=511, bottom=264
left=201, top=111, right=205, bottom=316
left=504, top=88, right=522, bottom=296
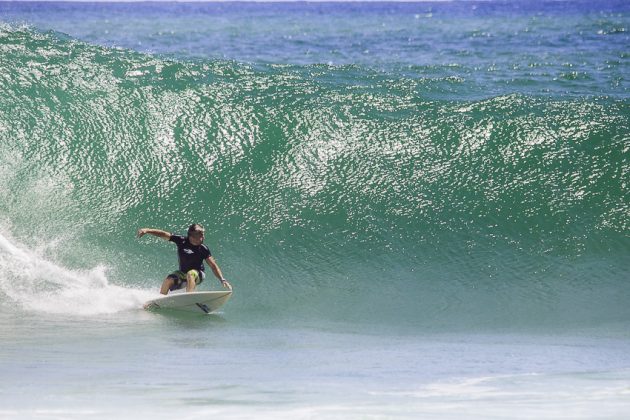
left=186, top=270, right=200, bottom=284
left=186, top=270, right=199, bottom=291
left=160, top=277, right=175, bottom=295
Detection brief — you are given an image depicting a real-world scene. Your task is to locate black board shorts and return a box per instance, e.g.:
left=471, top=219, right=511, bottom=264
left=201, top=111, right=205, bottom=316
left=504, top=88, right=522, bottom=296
left=167, top=270, right=205, bottom=291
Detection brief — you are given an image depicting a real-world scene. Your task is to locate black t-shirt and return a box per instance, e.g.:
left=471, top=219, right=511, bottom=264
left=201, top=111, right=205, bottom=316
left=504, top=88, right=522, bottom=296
left=169, top=234, right=211, bottom=273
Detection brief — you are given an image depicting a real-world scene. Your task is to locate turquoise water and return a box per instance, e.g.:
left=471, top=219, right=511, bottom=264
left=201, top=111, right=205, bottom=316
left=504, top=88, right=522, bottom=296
left=1, top=1, right=629, bottom=418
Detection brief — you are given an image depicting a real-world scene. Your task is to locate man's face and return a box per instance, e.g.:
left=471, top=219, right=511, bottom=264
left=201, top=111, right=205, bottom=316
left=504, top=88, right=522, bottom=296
left=189, top=231, right=204, bottom=245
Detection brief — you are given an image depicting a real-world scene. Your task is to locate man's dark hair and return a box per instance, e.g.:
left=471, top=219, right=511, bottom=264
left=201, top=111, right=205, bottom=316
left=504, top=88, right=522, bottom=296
left=187, top=223, right=205, bottom=236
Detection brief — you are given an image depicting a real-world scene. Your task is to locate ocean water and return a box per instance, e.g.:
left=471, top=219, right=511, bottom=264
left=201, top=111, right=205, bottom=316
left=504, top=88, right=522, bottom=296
left=1, top=1, right=629, bottom=418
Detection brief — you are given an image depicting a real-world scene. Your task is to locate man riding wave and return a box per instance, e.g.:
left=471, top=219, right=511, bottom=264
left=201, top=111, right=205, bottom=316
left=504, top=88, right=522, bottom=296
left=137, top=223, right=232, bottom=295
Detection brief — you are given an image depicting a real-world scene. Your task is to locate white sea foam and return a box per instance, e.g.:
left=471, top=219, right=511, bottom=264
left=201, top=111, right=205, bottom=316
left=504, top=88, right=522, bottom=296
left=368, top=371, right=630, bottom=419
left=0, top=231, right=154, bottom=315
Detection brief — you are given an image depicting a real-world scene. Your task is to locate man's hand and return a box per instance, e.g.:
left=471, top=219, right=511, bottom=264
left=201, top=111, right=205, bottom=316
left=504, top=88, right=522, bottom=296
left=221, top=279, right=233, bottom=291
left=136, top=228, right=170, bottom=240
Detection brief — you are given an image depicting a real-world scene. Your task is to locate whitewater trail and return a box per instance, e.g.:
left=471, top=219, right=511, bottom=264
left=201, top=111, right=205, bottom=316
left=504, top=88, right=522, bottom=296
left=0, top=231, right=153, bottom=315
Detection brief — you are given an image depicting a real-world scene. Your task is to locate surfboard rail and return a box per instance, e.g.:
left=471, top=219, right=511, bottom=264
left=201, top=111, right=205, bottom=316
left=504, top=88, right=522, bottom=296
left=144, top=290, right=232, bottom=314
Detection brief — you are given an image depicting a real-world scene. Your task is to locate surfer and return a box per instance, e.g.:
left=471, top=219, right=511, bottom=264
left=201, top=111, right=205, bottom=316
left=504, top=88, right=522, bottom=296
left=137, top=224, right=232, bottom=295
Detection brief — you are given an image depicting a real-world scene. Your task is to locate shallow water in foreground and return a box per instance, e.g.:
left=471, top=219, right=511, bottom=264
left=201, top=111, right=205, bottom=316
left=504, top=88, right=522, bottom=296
left=1, top=305, right=630, bottom=418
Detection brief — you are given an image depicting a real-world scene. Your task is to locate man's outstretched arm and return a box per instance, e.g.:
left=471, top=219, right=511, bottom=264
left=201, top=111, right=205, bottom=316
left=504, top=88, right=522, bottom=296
left=137, top=228, right=171, bottom=241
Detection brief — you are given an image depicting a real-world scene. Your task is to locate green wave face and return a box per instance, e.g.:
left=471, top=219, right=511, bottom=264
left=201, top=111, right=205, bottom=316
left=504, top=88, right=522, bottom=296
left=1, top=27, right=628, bottom=329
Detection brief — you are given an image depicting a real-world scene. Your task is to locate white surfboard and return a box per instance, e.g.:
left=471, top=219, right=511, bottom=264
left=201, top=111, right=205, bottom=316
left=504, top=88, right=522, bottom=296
left=144, top=291, right=232, bottom=314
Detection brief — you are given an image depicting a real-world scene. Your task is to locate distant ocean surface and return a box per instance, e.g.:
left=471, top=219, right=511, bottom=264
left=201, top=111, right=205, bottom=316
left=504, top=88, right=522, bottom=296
left=1, top=1, right=629, bottom=418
